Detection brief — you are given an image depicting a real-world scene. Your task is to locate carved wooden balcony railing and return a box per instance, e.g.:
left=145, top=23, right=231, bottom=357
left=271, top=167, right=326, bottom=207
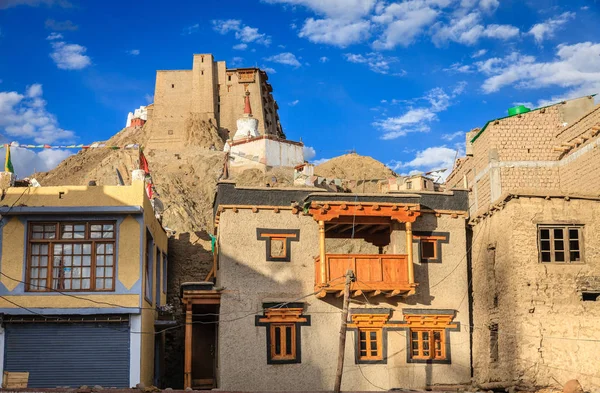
left=314, top=254, right=416, bottom=298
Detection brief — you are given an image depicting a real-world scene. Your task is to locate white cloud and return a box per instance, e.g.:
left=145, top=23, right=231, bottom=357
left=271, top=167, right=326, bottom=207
left=319, top=56, right=329, bottom=63
left=46, top=32, right=63, bottom=40
left=212, top=19, right=241, bottom=34
left=230, top=57, right=244, bottom=67
left=0, top=84, right=75, bottom=144
left=471, top=48, right=487, bottom=58
left=45, top=19, right=78, bottom=31
left=303, top=145, right=316, bottom=160
left=444, top=62, right=473, bottom=73
left=528, top=12, right=575, bottom=44
left=49, top=40, right=91, bottom=70
left=372, top=2, right=440, bottom=49
left=312, top=157, right=330, bottom=166
left=373, top=83, right=466, bottom=140
left=441, top=131, right=464, bottom=141
left=233, top=43, right=248, bottom=50
left=11, top=147, right=72, bottom=178
left=479, top=0, right=499, bottom=13
left=432, top=12, right=519, bottom=46
left=212, top=19, right=271, bottom=46
left=263, top=0, right=377, bottom=20
left=127, top=49, right=140, bottom=56
left=344, top=52, right=402, bottom=75
left=0, top=0, right=71, bottom=9
left=260, top=65, right=276, bottom=74
left=388, top=145, right=460, bottom=177
left=181, top=23, right=200, bottom=35
left=289, top=99, right=300, bottom=106
left=478, top=42, right=600, bottom=96
left=299, top=18, right=371, bottom=47
left=264, top=52, right=301, bottom=67
left=144, top=94, right=154, bottom=104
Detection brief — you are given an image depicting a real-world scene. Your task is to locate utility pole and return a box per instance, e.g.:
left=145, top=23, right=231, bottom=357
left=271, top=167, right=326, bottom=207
left=334, top=269, right=354, bottom=393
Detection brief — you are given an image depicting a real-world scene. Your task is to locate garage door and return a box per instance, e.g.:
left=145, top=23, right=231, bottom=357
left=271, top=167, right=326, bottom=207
left=5, top=322, right=130, bottom=388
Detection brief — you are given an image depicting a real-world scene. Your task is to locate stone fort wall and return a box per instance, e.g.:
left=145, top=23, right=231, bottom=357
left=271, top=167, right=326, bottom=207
left=146, top=54, right=283, bottom=150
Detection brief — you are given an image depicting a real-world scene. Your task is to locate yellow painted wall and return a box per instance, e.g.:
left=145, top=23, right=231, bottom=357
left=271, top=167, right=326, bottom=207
left=118, top=215, right=141, bottom=290
left=1, top=217, right=24, bottom=291
left=0, top=294, right=139, bottom=308
left=2, top=181, right=146, bottom=208
left=140, top=301, right=156, bottom=386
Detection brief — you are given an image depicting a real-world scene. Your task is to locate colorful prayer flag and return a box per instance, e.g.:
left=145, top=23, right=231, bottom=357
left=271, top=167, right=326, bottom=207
left=4, top=144, right=14, bottom=173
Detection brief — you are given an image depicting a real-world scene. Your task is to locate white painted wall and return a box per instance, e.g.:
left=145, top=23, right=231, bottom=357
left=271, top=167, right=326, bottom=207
left=228, top=138, right=304, bottom=170
left=129, top=314, right=142, bottom=387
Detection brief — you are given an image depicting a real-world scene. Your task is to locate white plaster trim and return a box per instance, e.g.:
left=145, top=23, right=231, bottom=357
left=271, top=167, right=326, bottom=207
left=0, top=327, right=5, bottom=377
left=129, top=314, right=142, bottom=387
left=474, top=136, right=600, bottom=183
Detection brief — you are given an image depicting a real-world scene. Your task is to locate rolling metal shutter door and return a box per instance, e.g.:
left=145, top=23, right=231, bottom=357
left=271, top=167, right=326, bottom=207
left=5, top=323, right=130, bottom=388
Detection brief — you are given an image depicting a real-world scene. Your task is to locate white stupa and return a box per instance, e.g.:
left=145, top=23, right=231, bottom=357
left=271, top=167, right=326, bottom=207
left=232, top=91, right=260, bottom=140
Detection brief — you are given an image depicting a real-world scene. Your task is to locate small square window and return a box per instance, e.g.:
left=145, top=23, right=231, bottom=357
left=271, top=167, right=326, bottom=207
left=421, top=240, right=436, bottom=260
left=270, top=238, right=286, bottom=258
left=406, top=181, right=412, bottom=190
left=538, top=225, right=583, bottom=264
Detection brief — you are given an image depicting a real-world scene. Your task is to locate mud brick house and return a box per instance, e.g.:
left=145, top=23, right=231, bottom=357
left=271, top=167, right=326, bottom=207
left=446, top=96, right=600, bottom=389
left=181, top=181, right=470, bottom=391
left=0, top=173, right=168, bottom=388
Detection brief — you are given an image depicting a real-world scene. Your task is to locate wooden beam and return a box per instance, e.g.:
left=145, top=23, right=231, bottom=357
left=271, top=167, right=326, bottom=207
left=353, top=290, right=363, bottom=297
left=319, top=220, right=327, bottom=285
left=368, top=290, right=382, bottom=298
left=335, top=290, right=344, bottom=298
left=385, top=289, right=401, bottom=298
left=184, top=303, right=193, bottom=389
left=329, top=217, right=392, bottom=225
left=316, top=289, right=328, bottom=299
left=326, top=223, right=344, bottom=232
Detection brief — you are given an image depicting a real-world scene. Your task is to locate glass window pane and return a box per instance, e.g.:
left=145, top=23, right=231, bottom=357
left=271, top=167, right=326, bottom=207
left=32, top=233, right=42, bottom=239
left=106, top=244, right=114, bottom=254
left=555, top=252, right=565, bottom=262
left=96, top=278, right=104, bottom=289
left=33, top=225, right=43, bottom=232
left=554, top=228, right=564, bottom=239
left=422, top=240, right=435, bottom=259
left=370, top=331, right=377, bottom=341
left=72, top=280, right=80, bottom=290
left=105, top=278, right=113, bottom=288
left=103, top=232, right=113, bottom=239
left=103, top=224, right=114, bottom=231
left=541, top=252, right=551, bottom=262
left=554, top=240, right=564, bottom=251
left=568, top=229, right=579, bottom=240
left=570, top=251, right=581, bottom=262
left=41, top=244, right=48, bottom=254
left=91, top=232, right=101, bottom=239
left=105, top=255, right=114, bottom=266
left=97, top=244, right=105, bottom=253
left=105, top=267, right=113, bottom=277
left=83, top=244, right=91, bottom=254
left=274, top=326, right=281, bottom=355
left=91, top=225, right=102, bottom=231
left=569, top=240, right=579, bottom=251
left=83, top=256, right=91, bottom=266
left=541, top=240, right=550, bottom=251
left=82, top=279, right=90, bottom=289
left=540, top=229, right=550, bottom=239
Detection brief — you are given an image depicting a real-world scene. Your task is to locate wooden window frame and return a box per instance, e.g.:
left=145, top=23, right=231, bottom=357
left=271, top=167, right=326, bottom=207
left=26, top=221, right=116, bottom=292
left=420, top=239, right=437, bottom=261
left=538, top=225, right=584, bottom=264
left=255, top=304, right=310, bottom=364
left=256, top=229, right=300, bottom=262
left=402, top=310, right=458, bottom=364
left=357, top=327, right=383, bottom=361
left=413, top=232, right=449, bottom=263
left=410, top=328, right=446, bottom=361
left=269, top=323, right=297, bottom=361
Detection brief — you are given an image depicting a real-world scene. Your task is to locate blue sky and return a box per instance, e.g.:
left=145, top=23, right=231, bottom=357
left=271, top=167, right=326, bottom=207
left=1, top=0, right=599, bottom=177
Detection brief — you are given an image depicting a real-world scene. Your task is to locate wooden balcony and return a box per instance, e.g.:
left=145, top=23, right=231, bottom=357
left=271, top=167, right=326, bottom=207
left=315, top=254, right=416, bottom=298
